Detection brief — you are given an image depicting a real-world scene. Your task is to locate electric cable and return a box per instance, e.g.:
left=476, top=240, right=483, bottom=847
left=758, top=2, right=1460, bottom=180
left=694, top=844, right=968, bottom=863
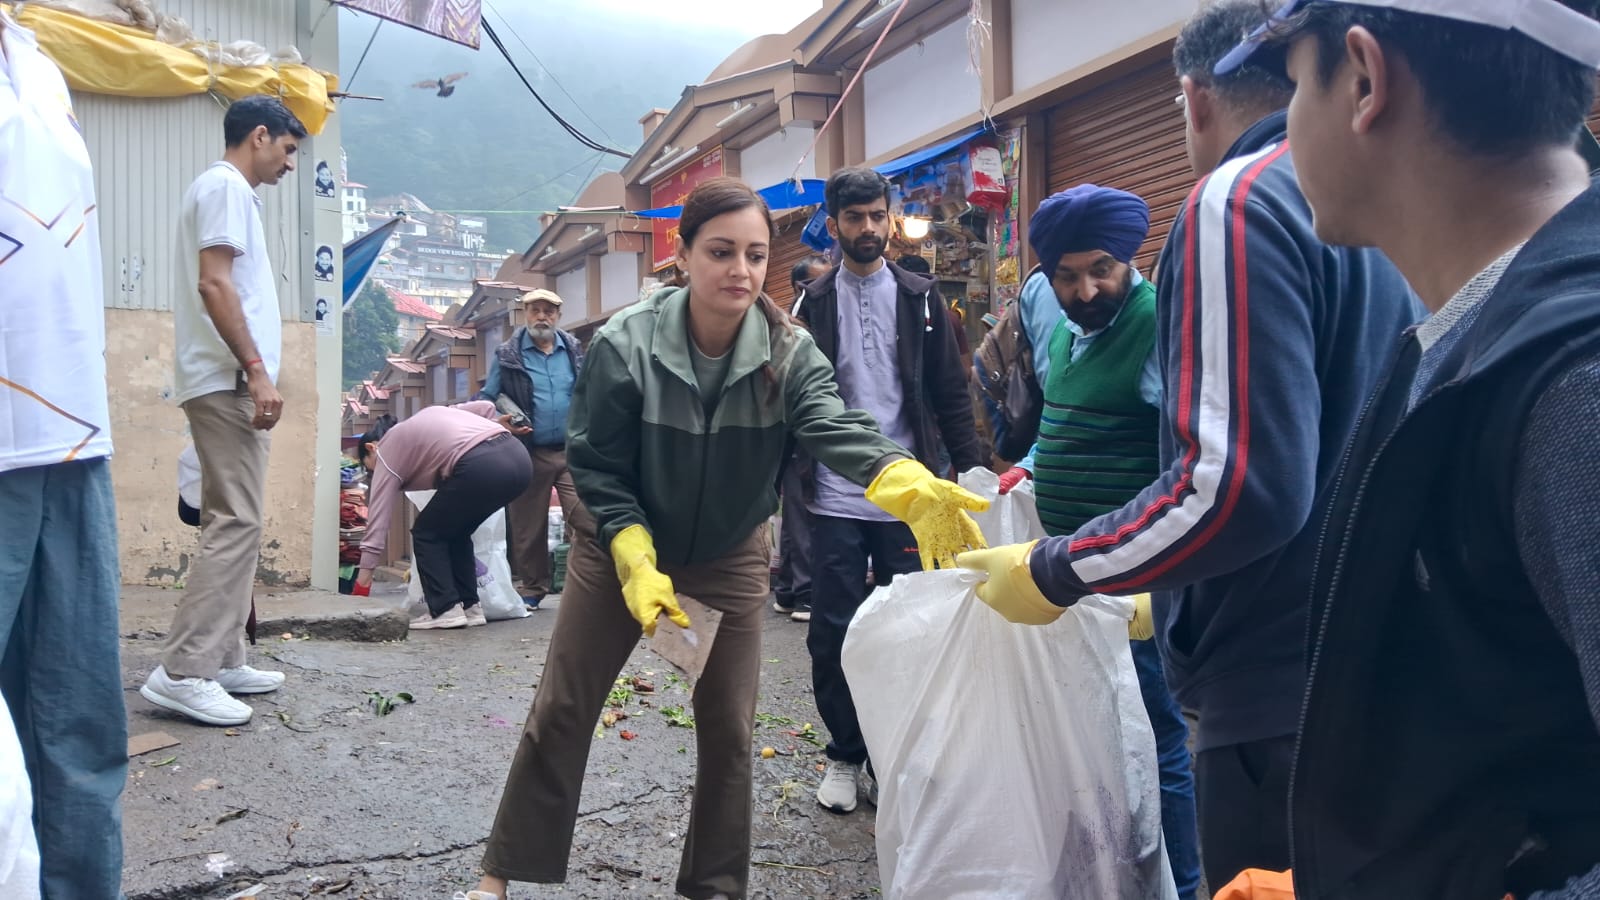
left=480, top=19, right=631, bottom=159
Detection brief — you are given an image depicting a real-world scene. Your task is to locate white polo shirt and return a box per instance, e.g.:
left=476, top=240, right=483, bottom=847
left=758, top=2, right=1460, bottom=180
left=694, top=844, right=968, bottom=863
left=173, top=160, right=281, bottom=405
left=0, top=12, right=114, bottom=472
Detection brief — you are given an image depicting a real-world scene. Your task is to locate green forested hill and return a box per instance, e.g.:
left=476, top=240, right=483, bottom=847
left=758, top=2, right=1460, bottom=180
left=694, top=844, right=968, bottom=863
left=335, top=4, right=764, bottom=254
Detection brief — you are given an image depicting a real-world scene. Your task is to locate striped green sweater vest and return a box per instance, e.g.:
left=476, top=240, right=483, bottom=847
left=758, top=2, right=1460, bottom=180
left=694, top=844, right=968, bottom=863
left=1033, top=279, right=1160, bottom=536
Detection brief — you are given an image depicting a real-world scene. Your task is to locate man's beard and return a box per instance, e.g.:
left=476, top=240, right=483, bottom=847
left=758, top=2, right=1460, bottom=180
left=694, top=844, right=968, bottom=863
left=528, top=323, right=555, bottom=339
left=841, top=234, right=884, bottom=265
left=1065, top=269, right=1133, bottom=332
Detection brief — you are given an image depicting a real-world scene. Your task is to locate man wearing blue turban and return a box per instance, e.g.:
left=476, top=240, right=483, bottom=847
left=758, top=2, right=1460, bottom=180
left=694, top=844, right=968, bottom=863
left=992, top=183, right=1202, bottom=899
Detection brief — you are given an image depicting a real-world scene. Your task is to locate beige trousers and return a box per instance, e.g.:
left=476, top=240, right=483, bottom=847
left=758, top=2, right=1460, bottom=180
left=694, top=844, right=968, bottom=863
left=163, top=383, right=270, bottom=679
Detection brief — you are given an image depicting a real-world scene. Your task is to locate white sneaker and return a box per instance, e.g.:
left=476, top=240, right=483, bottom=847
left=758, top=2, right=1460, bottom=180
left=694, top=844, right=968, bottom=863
left=140, top=665, right=253, bottom=726
left=410, top=604, right=468, bottom=630
left=451, top=892, right=500, bottom=900
left=215, top=664, right=285, bottom=695
left=865, top=770, right=879, bottom=807
left=464, top=604, right=487, bottom=627
left=817, top=761, right=860, bottom=813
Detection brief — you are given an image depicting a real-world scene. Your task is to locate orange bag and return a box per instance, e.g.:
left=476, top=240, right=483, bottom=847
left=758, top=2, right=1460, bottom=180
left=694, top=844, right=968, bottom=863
left=1214, top=869, right=1295, bottom=900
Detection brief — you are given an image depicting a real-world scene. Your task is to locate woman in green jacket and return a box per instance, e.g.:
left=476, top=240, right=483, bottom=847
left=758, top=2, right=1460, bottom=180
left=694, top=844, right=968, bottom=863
left=464, top=177, right=988, bottom=900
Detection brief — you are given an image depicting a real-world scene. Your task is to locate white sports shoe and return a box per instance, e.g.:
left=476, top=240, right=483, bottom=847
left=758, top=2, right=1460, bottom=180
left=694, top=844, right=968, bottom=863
left=410, top=604, right=468, bottom=630
left=451, top=892, right=500, bottom=900
left=464, top=603, right=487, bottom=627
left=215, top=665, right=285, bottom=695
left=817, top=761, right=860, bottom=813
left=140, top=665, right=252, bottom=726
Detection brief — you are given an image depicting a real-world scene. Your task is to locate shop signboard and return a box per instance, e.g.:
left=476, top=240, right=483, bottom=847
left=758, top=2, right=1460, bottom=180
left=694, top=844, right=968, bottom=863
left=650, top=147, right=725, bottom=272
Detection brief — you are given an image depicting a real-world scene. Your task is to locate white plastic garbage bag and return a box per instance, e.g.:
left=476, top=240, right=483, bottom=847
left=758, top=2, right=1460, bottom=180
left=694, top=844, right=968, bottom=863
left=404, top=490, right=527, bottom=622
left=842, top=468, right=1175, bottom=900
left=0, top=692, right=40, bottom=900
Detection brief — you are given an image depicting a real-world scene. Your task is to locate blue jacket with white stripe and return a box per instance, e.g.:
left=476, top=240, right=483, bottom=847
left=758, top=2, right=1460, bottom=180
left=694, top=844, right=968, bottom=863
left=1027, top=111, right=1421, bottom=751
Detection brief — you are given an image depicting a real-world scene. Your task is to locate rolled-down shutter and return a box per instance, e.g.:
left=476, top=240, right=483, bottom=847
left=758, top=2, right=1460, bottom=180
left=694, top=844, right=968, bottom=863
left=763, top=207, right=822, bottom=313
left=1046, top=60, right=1194, bottom=274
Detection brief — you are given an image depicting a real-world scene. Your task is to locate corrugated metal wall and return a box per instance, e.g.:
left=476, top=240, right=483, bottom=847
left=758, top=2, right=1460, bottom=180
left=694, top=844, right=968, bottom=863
left=76, top=0, right=308, bottom=319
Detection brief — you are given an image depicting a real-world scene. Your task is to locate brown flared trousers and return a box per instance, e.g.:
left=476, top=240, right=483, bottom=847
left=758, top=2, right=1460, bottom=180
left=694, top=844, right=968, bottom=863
left=482, top=511, right=770, bottom=899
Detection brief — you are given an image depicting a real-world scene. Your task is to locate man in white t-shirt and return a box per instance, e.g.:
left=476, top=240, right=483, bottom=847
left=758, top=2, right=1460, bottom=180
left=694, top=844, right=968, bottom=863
left=139, top=95, right=305, bottom=728
left=0, top=10, right=125, bottom=897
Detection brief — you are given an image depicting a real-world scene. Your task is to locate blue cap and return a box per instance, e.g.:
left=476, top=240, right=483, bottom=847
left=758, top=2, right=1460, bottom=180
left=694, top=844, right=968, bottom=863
left=1213, top=0, right=1306, bottom=77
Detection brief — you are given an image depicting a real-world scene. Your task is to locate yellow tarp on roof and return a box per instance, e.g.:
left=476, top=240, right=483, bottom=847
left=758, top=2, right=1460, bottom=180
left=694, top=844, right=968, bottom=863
left=7, top=3, right=337, bottom=134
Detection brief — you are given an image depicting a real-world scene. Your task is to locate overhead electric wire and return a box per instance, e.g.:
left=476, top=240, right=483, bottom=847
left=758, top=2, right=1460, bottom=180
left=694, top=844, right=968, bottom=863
left=483, top=0, right=622, bottom=147
left=568, top=155, right=610, bottom=206
left=480, top=19, right=631, bottom=159
left=497, top=151, right=605, bottom=210
left=342, top=17, right=383, bottom=96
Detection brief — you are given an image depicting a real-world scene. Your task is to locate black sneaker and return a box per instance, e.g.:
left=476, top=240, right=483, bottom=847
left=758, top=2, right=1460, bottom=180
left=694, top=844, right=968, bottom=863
left=772, top=594, right=795, bottom=614
left=790, top=600, right=812, bottom=623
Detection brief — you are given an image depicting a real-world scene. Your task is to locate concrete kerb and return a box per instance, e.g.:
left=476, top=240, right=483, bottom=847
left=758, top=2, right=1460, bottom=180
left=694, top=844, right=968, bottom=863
left=120, top=583, right=410, bottom=644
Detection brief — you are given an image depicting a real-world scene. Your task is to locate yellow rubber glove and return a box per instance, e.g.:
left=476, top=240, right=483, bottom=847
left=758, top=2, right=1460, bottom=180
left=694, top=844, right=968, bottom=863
left=955, top=540, right=1065, bottom=625
left=1128, top=594, right=1154, bottom=641
left=609, top=524, right=691, bottom=637
left=865, top=458, right=991, bottom=570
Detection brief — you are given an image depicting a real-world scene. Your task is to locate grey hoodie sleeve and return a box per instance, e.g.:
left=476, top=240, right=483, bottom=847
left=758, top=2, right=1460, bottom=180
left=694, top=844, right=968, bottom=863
left=1516, top=353, right=1600, bottom=900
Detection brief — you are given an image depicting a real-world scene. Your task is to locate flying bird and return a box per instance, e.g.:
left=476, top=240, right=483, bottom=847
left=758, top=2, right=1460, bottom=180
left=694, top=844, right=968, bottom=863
left=413, top=72, right=468, bottom=97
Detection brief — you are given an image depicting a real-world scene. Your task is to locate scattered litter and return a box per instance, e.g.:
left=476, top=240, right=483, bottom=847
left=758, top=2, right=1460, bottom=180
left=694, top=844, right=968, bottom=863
left=204, top=852, right=235, bottom=877
left=619, top=730, right=637, bottom=741
left=484, top=715, right=514, bottom=729
left=147, top=756, right=178, bottom=768
left=310, top=878, right=353, bottom=894
left=660, top=706, right=695, bottom=729
left=755, top=861, right=834, bottom=876
left=629, top=676, right=656, bottom=694
left=597, top=809, right=629, bottom=827
left=286, top=821, right=301, bottom=848
left=216, top=808, right=248, bottom=825
left=223, top=882, right=265, bottom=899
left=193, top=778, right=221, bottom=792
left=364, top=691, right=414, bottom=716
left=223, top=728, right=240, bottom=737
left=279, top=633, right=295, bottom=641
left=760, top=747, right=776, bottom=759
left=128, top=730, right=181, bottom=758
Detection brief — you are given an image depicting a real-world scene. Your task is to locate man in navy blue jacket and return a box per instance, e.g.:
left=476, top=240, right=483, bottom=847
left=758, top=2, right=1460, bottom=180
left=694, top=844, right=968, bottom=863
left=1218, top=2, right=1600, bottom=897
left=958, top=0, right=1419, bottom=886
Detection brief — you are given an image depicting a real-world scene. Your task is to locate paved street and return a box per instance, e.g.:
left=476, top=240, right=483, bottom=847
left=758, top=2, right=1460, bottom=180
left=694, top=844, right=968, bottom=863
left=118, top=585, right=878, bottom=899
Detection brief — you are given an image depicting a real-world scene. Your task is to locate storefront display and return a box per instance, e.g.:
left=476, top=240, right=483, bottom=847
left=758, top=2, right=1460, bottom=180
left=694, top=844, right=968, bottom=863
left=885, top=129, right=1024, bottom=350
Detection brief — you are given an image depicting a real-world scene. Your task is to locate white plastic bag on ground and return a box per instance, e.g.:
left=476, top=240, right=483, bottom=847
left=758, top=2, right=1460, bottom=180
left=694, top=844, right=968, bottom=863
left=0, top=692, right=40, bottom=899
left=405, top=490, right=527, bottom=621
left=842, top=468, right=1174, bottom=899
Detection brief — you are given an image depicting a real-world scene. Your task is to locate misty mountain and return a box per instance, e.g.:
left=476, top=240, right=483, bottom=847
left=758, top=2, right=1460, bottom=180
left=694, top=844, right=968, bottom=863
left=336, top=5, right=767, bottom=254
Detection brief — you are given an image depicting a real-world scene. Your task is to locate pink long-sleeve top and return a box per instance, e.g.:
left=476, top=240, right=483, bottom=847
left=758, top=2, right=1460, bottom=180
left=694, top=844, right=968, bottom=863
left=359, top=401, right=506, bottom=569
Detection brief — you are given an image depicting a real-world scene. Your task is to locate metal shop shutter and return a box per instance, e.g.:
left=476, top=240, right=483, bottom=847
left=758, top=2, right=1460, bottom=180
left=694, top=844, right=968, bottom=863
left=763, top=208, right=821, bottom=313
left=1046, top=61, right=1194, bottom=275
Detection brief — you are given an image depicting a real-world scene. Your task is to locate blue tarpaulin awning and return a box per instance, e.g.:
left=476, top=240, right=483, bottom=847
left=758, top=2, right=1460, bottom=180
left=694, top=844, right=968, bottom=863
left=343, top=215, right=405, bottom=308
left=631, top=178, right=827, bottom=219
left=873, top=125, right=986, bottom=177
left=630, top=126, right=989, bottom=251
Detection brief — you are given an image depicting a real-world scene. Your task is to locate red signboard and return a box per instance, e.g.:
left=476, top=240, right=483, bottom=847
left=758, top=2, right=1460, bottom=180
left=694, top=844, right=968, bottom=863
left=650, top=147, right=725, bottom=272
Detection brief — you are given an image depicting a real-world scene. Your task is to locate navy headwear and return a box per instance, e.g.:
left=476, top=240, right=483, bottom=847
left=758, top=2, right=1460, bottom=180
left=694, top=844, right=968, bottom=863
left=1028, top=185, right=1151, bottom=274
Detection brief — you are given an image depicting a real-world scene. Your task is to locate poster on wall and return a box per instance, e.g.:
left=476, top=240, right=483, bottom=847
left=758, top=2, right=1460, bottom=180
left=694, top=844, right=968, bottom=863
left=315, top=298, right=333, bottom=335
left=649, top=147, right=724, bottom=271
left=314, top=160, right=336, bottom=198
left=314, top=245, right=335, bottom=282
left=341, top=0, right=482, bottom=48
